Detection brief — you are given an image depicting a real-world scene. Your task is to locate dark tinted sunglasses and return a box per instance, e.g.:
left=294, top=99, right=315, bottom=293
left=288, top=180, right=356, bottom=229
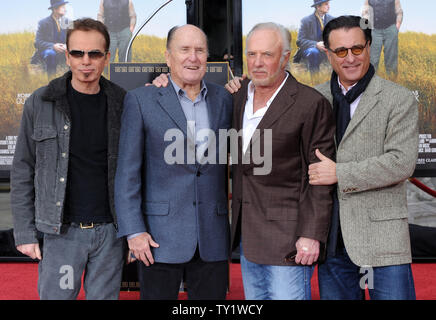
left=327, top=41, right=368, bottom=58
left=68, top=50, right=107, bottom=59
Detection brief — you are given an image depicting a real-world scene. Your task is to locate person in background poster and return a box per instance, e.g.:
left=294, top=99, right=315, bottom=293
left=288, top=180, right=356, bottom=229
left=30, top=0, right=69, bottom=78
left=362, top=0, right=403, bottom=77
left=97, top=0, right=137, bottom=63
left=293, top=0, right=334, bottom=74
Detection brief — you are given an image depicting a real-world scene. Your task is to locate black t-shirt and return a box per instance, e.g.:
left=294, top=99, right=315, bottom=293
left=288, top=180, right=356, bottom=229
left=64, top=81, right=112, bottom=224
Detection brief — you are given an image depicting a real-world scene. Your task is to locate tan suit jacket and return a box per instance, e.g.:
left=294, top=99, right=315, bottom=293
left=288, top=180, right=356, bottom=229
left=316, top=75, right=419, bottom=267
left=230, top=73, right=336, bottom=266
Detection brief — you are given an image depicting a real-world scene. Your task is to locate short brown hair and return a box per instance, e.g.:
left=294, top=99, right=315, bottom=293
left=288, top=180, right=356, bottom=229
left=66, top=18, right=110, bottom=51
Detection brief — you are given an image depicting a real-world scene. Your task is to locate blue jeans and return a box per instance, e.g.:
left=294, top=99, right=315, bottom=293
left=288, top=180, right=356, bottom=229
left=38, top=222, right=125, bottom=300
left=41, top=49, right=64, bottom=76
left=303, top=47, right=326, bottom=73
left=318, top=247, right=416, bottom=300
left=240, top=244, right=313, bottom=300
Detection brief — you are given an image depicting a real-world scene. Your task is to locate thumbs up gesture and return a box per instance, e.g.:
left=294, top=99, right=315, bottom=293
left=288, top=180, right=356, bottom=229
left=308, top=149, right=338, bottom=185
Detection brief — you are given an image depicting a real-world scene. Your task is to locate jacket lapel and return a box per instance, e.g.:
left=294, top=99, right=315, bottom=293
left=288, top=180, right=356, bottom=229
left=157, top=85, right=188, bottom=137
left=236, top=83, right=249, bottom=133
left=205, top=83, right=221, bottom=134
left=250, top=73, right=297, bottom=147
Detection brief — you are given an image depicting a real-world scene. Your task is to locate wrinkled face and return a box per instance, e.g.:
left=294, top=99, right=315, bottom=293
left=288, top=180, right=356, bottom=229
left=165, top=25, right=208, bottom=88
left=65, top=30, right=110, bottom=89
left=326, top=27, right=371, bottom=89
left=53, top=4, right=67, bottom=17
left=316, top=2, right=330, bottom=15
left=246, top=28, right=289, bottom=88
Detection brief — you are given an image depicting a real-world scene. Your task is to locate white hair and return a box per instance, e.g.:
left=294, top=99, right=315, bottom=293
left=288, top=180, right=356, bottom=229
left=245, top=22, right=291, bottom=70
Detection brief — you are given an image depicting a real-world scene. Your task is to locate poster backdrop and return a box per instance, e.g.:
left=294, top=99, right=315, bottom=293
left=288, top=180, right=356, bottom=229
left=0, top=0, right=187, bottom=176
left=0, top=0, right=435, bottom=176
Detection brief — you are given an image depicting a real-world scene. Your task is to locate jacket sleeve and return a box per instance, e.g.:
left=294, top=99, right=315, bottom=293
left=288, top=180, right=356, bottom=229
left=114, top=91, right=148, bottom=238
left=296, top=17, right=318, bottom=51
left=34, top=19, right=56, bottom=52
left=296, top=96, right=336, bottom=243
left=336, top=91, right=419, bottom=194
left=10, top=94, right=38, bottom=246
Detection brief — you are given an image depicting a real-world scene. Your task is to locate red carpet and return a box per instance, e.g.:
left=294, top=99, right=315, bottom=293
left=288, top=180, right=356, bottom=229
left=0, top=262, right=435, bottom=300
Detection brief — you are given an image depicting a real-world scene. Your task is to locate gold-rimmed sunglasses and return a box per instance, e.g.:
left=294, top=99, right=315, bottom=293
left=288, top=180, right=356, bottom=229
left=327, top=40, right=368, bottom=58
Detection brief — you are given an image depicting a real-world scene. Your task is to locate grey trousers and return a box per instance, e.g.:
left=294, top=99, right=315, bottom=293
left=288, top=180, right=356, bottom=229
left=109, top=27, right=133, bottom=63
left=370, top=24, right=399, bottom=75
left=38, top=223, right=125, bottom=300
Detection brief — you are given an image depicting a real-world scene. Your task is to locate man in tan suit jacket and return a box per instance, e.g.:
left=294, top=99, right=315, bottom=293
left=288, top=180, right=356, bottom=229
left=309, top=15, right=418, bottom=299
left=226, top=22, right=335, bottom=300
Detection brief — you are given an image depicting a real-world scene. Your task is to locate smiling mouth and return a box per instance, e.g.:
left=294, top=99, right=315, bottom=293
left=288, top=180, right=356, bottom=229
left=185, top=66, right=200, bottom=70
left=343, top=64, right=360, bottom=70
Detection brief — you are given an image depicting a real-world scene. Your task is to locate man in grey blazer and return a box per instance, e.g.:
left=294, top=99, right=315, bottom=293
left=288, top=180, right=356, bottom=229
left=114, top=24, right=232, bottom=299
left=309, top=15, right=418, bottom=299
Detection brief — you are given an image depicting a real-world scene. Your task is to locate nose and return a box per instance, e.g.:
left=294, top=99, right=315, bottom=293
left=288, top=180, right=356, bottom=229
left=253, top=54, right=264, bottom=67
left=82, top=53, right=91, bottom=65
left=188, top=49, right=199, bottom=62
left=344, top=49, right=356, bottom=63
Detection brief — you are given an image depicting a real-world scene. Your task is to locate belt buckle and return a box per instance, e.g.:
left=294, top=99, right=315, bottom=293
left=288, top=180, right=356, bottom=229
left=79, top=222, right=94, bottom=229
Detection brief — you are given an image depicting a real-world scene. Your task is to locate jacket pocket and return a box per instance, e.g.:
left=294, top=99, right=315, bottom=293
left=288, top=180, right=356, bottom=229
left=31, top=126, right=57, bottom=141
left=31, top=126, right=58, bottom=175
left=143, top=202, right=169, bottom=216
left=368, top=207, right=409, bottom=221
left=31, top=126, right=58, bottom=167
left=266, top=207, right=298, bottom=221
left=216, top=202, right=228, bottom=216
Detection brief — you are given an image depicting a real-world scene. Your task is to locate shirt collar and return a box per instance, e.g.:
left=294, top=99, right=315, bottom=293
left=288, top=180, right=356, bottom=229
left=337, top=77, right=358, bottom=95
left=246, top=72, right=289, bottom=119
left=169, top=76, right=207, bottom=101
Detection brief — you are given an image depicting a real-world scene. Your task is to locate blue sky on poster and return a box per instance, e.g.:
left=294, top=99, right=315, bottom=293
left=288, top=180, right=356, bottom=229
left=243, top=0, right=436, bottom=34
left=0, top=0, right=434, bottom=35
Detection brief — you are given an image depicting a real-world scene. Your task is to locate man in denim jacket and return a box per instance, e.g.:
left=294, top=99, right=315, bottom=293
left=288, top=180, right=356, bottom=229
left=11, top=18, right=126, bottom=300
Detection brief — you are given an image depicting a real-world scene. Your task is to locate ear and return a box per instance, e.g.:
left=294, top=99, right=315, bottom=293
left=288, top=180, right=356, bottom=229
left=104, top=51, right=111, bottom=67
left=65, top=49, right=70, bottom=67
left=165, top=50, right=171, bottom=68
left=326, top=50, right=333, bottom=65
left=281, top=50, right=291, bottom=69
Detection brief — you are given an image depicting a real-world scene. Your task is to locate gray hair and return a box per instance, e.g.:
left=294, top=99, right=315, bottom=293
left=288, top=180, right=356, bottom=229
left=245, top=22, right=292, bottom=70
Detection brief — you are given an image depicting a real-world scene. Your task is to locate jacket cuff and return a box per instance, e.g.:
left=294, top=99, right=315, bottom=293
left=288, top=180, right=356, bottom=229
left=13, top=230, right=39, bottom=247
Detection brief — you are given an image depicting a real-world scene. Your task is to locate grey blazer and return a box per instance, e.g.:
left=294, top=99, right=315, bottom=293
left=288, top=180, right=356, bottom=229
left=115, top=82, right=233, bottom=263
left=316, top=75, right=419, bottom=267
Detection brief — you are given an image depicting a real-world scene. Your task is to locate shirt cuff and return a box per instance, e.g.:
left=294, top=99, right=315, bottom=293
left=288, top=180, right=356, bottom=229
left=127, top=232, right=145, bottom=240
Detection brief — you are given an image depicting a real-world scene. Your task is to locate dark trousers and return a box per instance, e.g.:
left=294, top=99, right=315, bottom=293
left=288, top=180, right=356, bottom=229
left=137, top=247, right=229, bottom=300
left=318, top=247, right=416, bottom=300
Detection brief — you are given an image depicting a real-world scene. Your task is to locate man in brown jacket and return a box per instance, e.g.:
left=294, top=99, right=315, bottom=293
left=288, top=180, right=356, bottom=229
left=226, top=22, right=335, bottom=300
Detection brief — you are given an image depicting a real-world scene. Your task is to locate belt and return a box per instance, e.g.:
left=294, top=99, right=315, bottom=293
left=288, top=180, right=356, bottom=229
left=69, top=222, right=109, bottom=229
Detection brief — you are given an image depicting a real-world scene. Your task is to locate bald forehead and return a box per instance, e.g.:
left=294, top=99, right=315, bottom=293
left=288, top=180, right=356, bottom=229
left=169, top=24, right=208, bottom=50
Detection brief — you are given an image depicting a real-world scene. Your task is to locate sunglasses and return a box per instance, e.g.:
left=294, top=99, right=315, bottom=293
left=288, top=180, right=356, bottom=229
left=68, top=50, right=107, bottom=59
left=327, top=41, right=368, bottom=58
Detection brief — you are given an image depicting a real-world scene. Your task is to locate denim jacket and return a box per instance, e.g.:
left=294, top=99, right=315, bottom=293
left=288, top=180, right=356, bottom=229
left=11, top=72, right=126, bottom=246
